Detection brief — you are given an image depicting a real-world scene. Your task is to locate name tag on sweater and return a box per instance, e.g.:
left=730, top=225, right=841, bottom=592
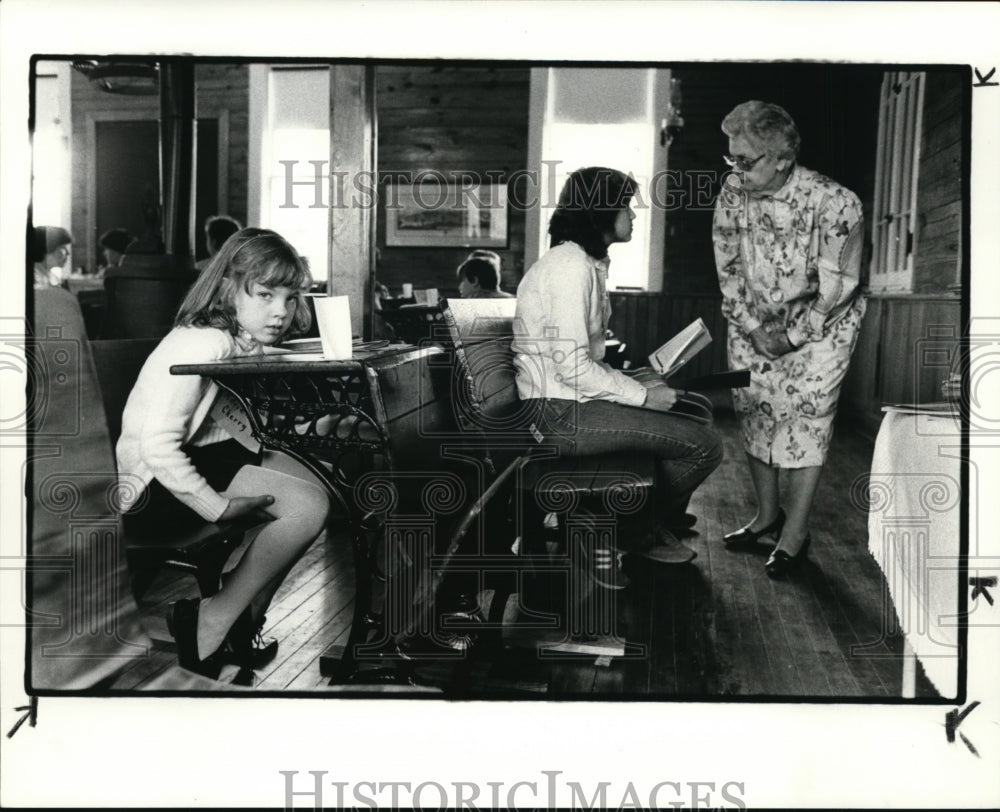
left=209, top=391, right=262, bottom=453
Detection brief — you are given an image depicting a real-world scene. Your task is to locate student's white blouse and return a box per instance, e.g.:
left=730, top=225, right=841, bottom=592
left=512, top=241, right=647, bottom=407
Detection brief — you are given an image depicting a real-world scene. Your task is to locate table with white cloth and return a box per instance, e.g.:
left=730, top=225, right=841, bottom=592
left=866, top=406, right=962, bottom=698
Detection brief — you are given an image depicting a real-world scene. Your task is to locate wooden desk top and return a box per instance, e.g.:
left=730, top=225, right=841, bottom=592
left=171, top=343, right=438, bottom=377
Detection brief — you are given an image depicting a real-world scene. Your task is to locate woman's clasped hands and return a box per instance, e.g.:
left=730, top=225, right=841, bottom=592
left=749, top=326, right=794, bottom=360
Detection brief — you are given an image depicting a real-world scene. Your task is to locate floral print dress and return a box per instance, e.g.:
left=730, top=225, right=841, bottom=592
left=713, top=165, right=866, bottom=467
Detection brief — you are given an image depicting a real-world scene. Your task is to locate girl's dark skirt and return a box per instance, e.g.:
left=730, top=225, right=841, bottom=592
left=123, top=439, right=262, bottom=534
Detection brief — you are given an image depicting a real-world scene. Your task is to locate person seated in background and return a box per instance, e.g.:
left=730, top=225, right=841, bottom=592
left=32, top=226, right=72, bottom=289
left=195, top=215, right=242, bottom=271
left=98, top=228, right=133, bottom=274
left=456, top=252, right=513, bottom=299
left=468, top=248, right=502, bottom=269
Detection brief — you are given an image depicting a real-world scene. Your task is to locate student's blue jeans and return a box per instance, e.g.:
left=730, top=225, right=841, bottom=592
left=523, top=398, right=724, bottom=526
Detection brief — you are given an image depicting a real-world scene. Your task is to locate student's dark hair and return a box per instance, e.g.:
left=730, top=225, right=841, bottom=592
left=204, top=215, right=242, bottom=252
left=99, top=227, right=133, bottom=255
left=457, top=257, right=500, bottom=290
left=466, top=249, right=501, bottom=273
left=548, top=167, right=638, bottom=260
left=175, top=228, right=313, bottom=337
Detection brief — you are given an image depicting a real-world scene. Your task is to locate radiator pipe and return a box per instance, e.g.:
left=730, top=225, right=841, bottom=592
left=158, top=61, right=196, bottom=261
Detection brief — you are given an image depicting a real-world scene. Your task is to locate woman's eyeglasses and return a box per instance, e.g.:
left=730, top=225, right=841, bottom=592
left=723, top=153, right=766, bottom=172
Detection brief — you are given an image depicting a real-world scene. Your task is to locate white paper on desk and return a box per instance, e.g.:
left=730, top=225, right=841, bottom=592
left=313, top=295, right=352, bottom=359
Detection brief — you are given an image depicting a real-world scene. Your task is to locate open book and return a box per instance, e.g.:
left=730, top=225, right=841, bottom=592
left=648, top=318, right=712, bottom=378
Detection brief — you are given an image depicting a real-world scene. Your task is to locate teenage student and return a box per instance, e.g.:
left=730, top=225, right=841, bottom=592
left=513, top=167, right=723, bottom=569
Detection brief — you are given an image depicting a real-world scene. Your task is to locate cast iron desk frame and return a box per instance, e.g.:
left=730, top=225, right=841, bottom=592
left=172, top=346, right=444, bottom=683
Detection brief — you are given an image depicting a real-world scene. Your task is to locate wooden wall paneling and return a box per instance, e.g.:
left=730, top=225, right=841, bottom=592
left=194, top=64, right=249, bottom=229
left=374, top=66, right=530, bottom=298
left=920, top=110, right=961, bottom=159
left=839, top=297, right=884, bottom=436
left=921, top=200, right=961, bottom=240
left=912, top=299, right=962, bottom=402
left=879, top=301, right=918, bottom=406
left=877, top=297, right=960, bottom=406
left=607, top=292, right=728, bottom=377
left=913, top=70, right=963, bottom=292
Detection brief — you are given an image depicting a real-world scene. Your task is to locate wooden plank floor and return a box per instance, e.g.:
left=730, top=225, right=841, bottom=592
left=112, top=412, right=941, bottom=698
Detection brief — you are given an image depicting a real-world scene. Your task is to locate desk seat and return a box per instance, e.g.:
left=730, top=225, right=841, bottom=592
left=425, top=298, right=659, bottom=659
left=519, top=450, right=655, bottom=498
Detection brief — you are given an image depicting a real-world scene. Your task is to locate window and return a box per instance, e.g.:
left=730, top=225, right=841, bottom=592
left=870, top=71, right=925, bottom=292
left=31, top=63, right=72, bottom=232
left=542, top=121, right=653, bottom=290
left=528, top=68, right=672, bottom=291
left=250, top=66, right=330, bottom=279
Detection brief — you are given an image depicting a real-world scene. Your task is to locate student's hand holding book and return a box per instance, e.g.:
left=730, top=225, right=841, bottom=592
left=628, top=366, right=665, bottom=384
left=638, top=376, right=715, bottom=423
left=640, top=379, right=683, bottom=412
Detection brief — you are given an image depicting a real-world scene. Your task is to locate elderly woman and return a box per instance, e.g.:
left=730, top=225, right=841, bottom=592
left=712, top=101, right=866, bottom=578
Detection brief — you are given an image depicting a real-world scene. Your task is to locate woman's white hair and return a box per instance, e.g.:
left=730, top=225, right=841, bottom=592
left=722, top=101, right=801, bottom=161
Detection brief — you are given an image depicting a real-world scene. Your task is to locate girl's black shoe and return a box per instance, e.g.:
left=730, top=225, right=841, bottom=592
left=167, top=598, right=224, bottom=680
left=223, top=607, right=279, bottom=668
left=218, top=571, right=279, bottom=668
left=724, top=508, right=786, bottom=551
left=764, top=534, right=811, bottom=579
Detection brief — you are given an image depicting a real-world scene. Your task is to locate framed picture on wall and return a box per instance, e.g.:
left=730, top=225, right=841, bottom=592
left=385, top=181, right=508, bottom=248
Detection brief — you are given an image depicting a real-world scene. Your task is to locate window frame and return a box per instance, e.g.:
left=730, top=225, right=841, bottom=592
left=870, top=71, right=925, bottom=293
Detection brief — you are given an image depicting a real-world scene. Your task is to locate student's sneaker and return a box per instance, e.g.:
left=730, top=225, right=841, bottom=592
left=641, top=527, right=697, bottom=565
left=577, top=536, right=629, bottom=590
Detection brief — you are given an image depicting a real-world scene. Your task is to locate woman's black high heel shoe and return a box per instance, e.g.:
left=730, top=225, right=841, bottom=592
left=724, top=508, right=786, bottom=551
left=765, top=534, right=811, bottom=579
left=166, top=598, right=224, bottom=680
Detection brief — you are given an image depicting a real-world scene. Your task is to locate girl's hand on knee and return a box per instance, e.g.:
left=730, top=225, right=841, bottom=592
left=642, top=384, right=682, bottom=412
left=220, top=494, right=275, bottom=522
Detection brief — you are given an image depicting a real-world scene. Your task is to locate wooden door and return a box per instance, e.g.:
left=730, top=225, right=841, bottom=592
left=94, top=118, right=220, bottom=265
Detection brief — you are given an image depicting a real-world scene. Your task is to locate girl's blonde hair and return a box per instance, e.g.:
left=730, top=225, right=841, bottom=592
left=176, top=228, right=313, bottom=336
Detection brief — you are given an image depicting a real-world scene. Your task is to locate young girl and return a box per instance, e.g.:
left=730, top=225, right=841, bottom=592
left=116, top=228, right=330, bottom=680
left=512, top=167, right=723, bottom=568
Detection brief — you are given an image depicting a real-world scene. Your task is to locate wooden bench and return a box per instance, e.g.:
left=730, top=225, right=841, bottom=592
left=27, top=288, right=242, bottom=691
